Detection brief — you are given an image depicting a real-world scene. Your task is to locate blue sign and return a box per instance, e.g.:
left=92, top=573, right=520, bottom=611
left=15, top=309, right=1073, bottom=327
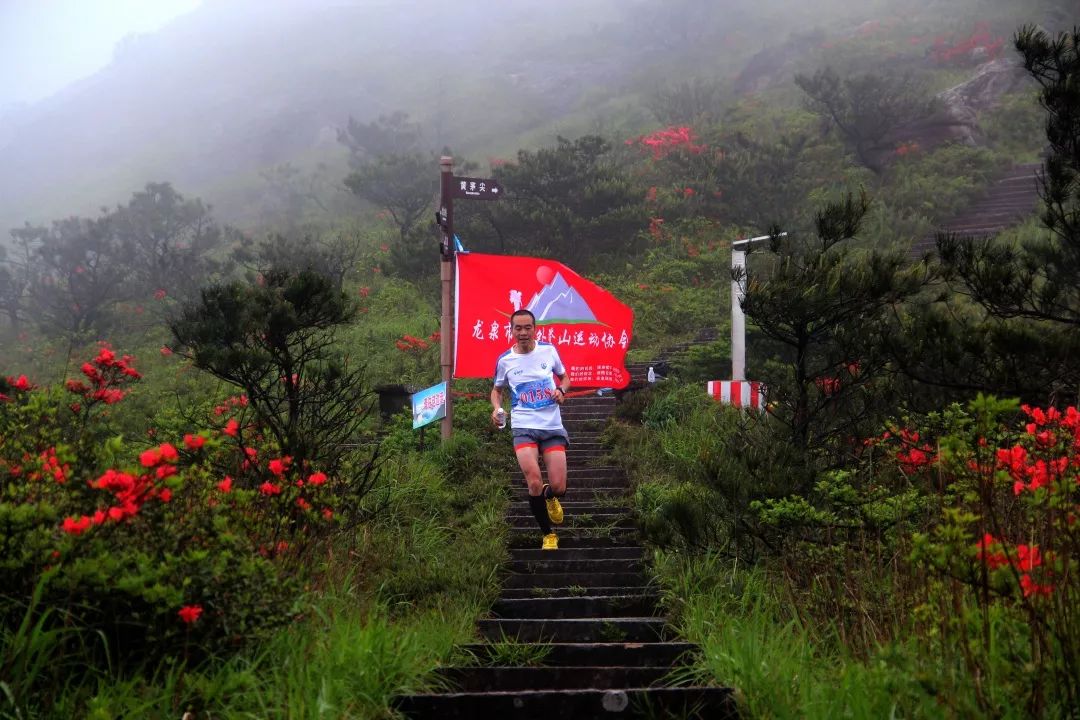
left=411, top=382, right=447, bottom=429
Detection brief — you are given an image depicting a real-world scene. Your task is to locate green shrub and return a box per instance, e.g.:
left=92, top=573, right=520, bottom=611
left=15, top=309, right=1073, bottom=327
left=0, top=345, right=383, bottom=706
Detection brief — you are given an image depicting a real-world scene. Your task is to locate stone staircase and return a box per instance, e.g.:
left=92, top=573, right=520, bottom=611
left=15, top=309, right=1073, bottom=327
left=395, top=395, right=737, bottom=718
left=910, top=162, right=1042, bottom=258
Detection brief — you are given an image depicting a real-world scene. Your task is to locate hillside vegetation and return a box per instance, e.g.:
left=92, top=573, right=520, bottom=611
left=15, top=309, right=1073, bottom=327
left=1, top=1, right=1078, bottom=717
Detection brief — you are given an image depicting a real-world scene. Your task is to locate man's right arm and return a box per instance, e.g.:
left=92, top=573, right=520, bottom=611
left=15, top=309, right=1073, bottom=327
left=490, top=386, right=504, bottom=425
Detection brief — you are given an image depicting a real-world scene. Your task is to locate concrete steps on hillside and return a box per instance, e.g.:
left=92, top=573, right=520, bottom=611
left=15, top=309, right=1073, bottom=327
left=911, top=162, right=1042, bottom=257
left=394, top=395, right=735, bottom=718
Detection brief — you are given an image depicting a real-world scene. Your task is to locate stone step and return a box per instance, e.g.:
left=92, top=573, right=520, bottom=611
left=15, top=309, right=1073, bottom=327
left=458, top=641, right=697, bottom=667
left=395, top=686, right=737, bottom=719
left=499, top=585, right=651, bottom=599
left=436, top=665, right=671, bottom=692
left=507, top=518, right=635, bottom=535
left=478, top=617, right=667, bottom=643
left=503, top=571, right=647, bottom=589
left=508, top=502, right=627, bottom=514
left=509, top=480, right=630, bottom=492
left=491, top=594, right=660, bottom=619
left=507, top=530, right=639, bottom=548
left=506, top=515, right=636, bottom=530
left=512, top=467, right=624, bottom=478
left=509, top=546, right=644, bottom=561
left=507, top=558, right=644, bottom=574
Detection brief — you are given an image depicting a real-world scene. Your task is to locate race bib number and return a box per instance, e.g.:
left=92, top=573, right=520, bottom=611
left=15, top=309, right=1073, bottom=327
left=515, top=379, right=556, bottom=409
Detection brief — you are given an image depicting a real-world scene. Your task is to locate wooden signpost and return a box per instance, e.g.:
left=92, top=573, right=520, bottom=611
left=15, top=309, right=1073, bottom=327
left=435, top=157, right=502, bottom=440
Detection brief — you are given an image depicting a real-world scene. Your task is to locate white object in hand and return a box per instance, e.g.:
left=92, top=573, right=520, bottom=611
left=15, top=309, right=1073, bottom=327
left=496, top=408, right=507, bottom=429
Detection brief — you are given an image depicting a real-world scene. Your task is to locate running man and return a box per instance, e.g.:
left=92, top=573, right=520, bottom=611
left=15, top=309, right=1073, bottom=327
left=491, top=309, right=571, bottom=550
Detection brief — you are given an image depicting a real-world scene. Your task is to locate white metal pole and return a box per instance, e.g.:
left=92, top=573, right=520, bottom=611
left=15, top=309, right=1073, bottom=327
left=730, top=232, right=786, bottom=383
left=731, top=248, right=746, bottom=381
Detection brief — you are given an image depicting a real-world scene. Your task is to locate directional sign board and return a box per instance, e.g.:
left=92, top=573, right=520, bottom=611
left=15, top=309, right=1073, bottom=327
left=412, top=381, right=448, bottom=429
left=452, top=176, right=503, bottom=200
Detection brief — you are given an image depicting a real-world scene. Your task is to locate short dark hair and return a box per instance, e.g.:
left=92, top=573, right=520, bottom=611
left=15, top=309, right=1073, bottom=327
left=510, top=309, right=536, bottom=325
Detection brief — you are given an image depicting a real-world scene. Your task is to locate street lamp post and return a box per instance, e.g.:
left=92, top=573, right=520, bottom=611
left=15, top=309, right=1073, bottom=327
left=730, top=232, right=786, bottom=381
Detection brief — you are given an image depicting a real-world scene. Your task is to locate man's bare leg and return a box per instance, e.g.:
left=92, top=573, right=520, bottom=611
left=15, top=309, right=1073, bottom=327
left=515, top=445, right=545, bottom=495
left=516, top=444, right=553, bottom=541
left=542, top=447, right=567, bottom=496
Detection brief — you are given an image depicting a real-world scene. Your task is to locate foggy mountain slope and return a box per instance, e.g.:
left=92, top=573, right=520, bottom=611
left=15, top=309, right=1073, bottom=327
left=0, top=0, right=1067, bottom=233
left=0, top=0, right=631, bottom=229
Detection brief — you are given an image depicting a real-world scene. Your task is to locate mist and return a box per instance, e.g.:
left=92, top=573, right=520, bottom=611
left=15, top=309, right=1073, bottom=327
left=0, top=0, right=1071, bottom=234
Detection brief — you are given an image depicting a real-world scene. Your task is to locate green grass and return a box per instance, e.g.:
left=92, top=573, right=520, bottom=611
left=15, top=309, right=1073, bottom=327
left=3, top=439, right=508, bottom=719
left=467, top=638, right=552, bottom=668
left=651, top=552, right=1052, bottom=720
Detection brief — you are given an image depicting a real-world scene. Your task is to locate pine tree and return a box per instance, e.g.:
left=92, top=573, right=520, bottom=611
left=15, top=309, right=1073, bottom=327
left=935, top=26, right=1080, bottom=402
left=170, top=269, right=378, bottom=483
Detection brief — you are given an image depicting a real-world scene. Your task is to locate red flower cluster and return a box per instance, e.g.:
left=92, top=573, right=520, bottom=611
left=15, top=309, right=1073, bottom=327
left=975, top=534, right=1055, bottom=597
left=816, top=376, right=841, bottom=396
left=29, top=447, right=71, bottom=484
left=648, top=217, right=665, bottom=241
left=66, top=345, right=141, bottom=407
left=929, top=22, right=1005, bottom=66
left=894, top=141, right=920, bottom=157
left=625, top=126, right=706, bottom=160
left=184, top=433, right=206, bottom=450
left=395, top=334, right=431, bottom=353
left=60, top=443, right=179, bottom=535
left=996, top=405, right=1080, bottom=495
left=267, top=456, right=292, bottom=476
left=178, top=604, right=203, bottom=624
left=213, top=395, right=249, bottom=416
left=5, top=374, right=33, bottom=392
left=894, top=428, right=937, bottom=473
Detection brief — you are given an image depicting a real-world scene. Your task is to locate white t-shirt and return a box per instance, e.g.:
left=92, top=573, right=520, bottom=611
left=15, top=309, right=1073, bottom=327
left=493, top=343, right=566, bottom=431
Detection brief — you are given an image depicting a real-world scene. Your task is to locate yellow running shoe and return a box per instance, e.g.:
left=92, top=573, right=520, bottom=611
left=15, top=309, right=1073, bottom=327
left=541, top=533, right=559, bottom=550
left=545, top=495, right=564, bottom=525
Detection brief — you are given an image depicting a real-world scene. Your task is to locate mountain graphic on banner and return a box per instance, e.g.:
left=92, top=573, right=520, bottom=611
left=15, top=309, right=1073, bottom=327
left=526, top=272, right=598, bottom=323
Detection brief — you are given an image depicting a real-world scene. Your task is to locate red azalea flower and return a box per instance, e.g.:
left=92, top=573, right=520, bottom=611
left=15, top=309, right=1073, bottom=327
left=61, top=516, right=92, bottom=535
left=1020, top=574, right=1053, bottom=598
left=296, top=497, right=311, bottom=510
left=184, top=434, right=205, bottom=450
left=975, top=533, right=1009, bottom=570
left=259, top=481, right=282, bottom=496
left=217, top=476, right=233, bottom=493
left=177, top=605, right=203, bottom=624
left=158, top=443, right=178, bottom=463
left=267, top=456, right=291, bottom=476
left=307, top=471, right=327, bottom=486
left=139, top=448, right=162, bottom=467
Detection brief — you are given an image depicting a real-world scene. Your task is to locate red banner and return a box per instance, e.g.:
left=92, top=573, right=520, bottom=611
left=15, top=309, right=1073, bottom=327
left=454, top=253, right=634, bottom=388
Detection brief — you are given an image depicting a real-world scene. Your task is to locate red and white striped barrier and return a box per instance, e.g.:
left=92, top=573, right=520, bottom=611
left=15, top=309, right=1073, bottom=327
left=707, top=380, right=766, bottom=410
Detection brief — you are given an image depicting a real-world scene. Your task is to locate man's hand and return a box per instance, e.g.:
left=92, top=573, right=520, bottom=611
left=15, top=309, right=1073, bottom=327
left=553, top=388, right=566, bottom=404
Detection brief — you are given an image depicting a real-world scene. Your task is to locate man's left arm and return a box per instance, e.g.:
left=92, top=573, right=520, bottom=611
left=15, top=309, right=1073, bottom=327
left=552, top=348, right=570, bottom=403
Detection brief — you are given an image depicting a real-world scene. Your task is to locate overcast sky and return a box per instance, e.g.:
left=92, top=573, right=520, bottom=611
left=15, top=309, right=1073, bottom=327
left=0, top=0, right=202, bottom=107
